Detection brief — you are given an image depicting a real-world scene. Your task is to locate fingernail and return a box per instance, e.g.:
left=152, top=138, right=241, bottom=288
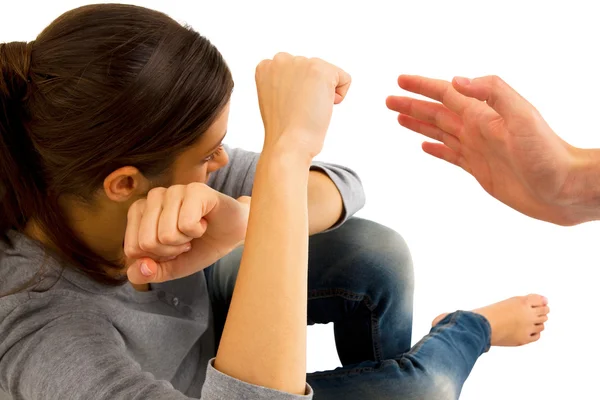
left=542, top=296, right=548, bottom=304
left=165, top=256, right=177, bottom=261
left=184, top=244, right=192, bottom=252
left=454, top=76, right=471, bottom=86
left=140, top=262, right=153, bottom=277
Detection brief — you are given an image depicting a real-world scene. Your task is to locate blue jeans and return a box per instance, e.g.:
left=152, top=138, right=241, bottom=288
left=205, top=218, right=491, bottom=399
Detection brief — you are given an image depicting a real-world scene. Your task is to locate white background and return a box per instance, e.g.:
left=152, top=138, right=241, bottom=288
left=2, top=1, right=599, bottom=399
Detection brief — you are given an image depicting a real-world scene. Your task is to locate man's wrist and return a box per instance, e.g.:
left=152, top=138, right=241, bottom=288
left=561, top=147, right=600, bottom=224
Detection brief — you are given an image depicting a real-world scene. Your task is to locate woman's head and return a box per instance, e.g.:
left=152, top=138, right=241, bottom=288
left=0, top=4, right=233, bottom=285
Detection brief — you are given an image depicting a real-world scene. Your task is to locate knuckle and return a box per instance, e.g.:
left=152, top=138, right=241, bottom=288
left=186, top=181, right=208, bottom=195
left=256, top=59, right=269, bottom=75
left=178, top=215, right=198, bottom=234
left=307, top=61, right=324, bottom=77
left=165, top=184, right=184, bottom=199
left=137, top=235, right=155, bottom=252
left=273, top=52, right=291, bottom=62
left=488, top=75, right=503, bottom=88
left=147, top=186, right=166, bottom=201
left=293, top=55, right=308, bottom=64
left=157, top=229, right=179, bottom=245
left=123, top=243, right=139, bottom=258
left=127, top=200, right=143, bottom=219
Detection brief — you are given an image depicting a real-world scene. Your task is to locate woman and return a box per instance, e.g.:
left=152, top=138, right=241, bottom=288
left=0, top=4, right=549, bottom=399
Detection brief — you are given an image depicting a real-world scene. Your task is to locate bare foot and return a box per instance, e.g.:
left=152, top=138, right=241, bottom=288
left=432, top=294, right=549, bottom=346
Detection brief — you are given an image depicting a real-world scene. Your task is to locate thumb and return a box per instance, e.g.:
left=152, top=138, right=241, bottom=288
left=452, top=75, right=533, bottom=119
left=237, top=195, right=251, bottom=206
left=127, top=257, right=175, bottom=285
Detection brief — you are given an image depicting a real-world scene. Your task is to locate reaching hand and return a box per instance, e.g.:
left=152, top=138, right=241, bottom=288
left=124, top=183, right=250, bottom=284
left=386, top=74, right=579, bottom=225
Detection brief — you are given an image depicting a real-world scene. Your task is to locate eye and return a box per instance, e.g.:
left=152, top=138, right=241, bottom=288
left=202, top=145, right=223, bottom=163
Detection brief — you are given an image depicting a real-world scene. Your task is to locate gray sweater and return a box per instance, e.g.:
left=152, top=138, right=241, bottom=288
left=0, top=147, right=365, bottom=400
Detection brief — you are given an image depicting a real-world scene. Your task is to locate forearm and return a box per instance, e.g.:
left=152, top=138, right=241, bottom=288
left=308, top=170, right=344, bottom=234
left=214, top=147, right=311, bottom=395
left=563, top=147, right=600, bottom=224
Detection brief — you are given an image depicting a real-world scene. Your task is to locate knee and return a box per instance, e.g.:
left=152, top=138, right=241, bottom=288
left=348, top=218, right=413, bottom=282
left=320, top=218, right=414, bottom=291
left=422, top=373, right=459, bottom=400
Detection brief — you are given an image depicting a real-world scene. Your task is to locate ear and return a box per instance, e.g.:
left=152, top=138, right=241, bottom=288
left=103, top=166, right=149, bottom=202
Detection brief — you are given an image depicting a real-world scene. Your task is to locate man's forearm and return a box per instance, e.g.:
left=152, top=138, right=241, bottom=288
left=563, top=147, right=600, bottom=224
left=307, top=170, right=344, bottom=234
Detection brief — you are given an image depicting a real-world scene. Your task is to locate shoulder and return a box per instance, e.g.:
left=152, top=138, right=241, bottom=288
left=0, top=232, right=111, bottom=322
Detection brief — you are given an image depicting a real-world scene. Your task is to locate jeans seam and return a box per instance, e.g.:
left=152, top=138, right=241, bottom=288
left=406, top=312, right=460, bottom=357
left=308, top=288, right=383, bottom=362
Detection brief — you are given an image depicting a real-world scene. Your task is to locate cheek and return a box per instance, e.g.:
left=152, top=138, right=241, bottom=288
left=172, top=164, right=210, bottom=185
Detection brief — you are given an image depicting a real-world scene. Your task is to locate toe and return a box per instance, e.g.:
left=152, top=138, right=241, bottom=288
left=533, top=323, right=545, bottom=334
left=526, top=294, right=548, bottom=307
left=535, top=306, right=550, bottom=316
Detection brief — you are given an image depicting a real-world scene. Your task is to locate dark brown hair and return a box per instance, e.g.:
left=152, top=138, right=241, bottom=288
left=0, top=4, right=233, bottom=285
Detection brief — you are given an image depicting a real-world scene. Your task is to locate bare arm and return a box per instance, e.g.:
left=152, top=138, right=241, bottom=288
left=215, top=148, right=311, bottom=394
left=307, top=169, right=344, bottom=234
left=208, top=147, right=364, bottom=235
left=561, top=148, right=600, bottom=224
left=213, top=53, right=352, bottom=395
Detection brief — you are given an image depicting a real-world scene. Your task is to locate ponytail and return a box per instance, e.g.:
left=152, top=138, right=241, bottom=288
left=0, top=41, right=123, bottom=287
left=0, top=41, right=45, bottom=240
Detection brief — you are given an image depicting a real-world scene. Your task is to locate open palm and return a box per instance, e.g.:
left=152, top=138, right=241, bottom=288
left=386, top=75, right=575, bottom=225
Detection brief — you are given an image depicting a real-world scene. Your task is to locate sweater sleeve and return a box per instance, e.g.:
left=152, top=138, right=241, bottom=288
left=208, top=145, right=366, bottom=230
left=0, top=304, right=312, bottom=400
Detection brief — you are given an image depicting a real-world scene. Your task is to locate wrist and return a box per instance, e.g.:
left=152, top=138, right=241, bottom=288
left=560, top=147, right=600, bottom=224
left=261, top=133, right=318, bottom=168
left=256, top=145, right=312, bottom=189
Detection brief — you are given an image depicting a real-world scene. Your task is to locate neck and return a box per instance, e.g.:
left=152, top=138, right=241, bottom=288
left=25, top=196, right=151, bottom=290
left=26, top=197, right=129, bottom=273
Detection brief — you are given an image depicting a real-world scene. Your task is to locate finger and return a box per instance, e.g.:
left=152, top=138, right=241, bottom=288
left=309, top=58, right=351, bottom=105
left=158, top=185, right=193, bottom=246
left=128, top=243, right=208, bottom=285
left=273, top=52, right=293, bottom=63
left=422, top=141, right=470, bottom=173
left=536, top=315, right=549, bottom=324
left=397, top=114, right=461, bottom=153
left=237, top=195, right=252, bottom=206
left=397, top=75, right=473, bottom=116
left=334, top=68, right=351, bottom=104
left=387, top=96, right=463, bottom=137
left=533, top=323, right=545, bottom=334
left=178, top=183, right=217, bottom=238
left=124, top=201, right=182, bottom=262
left=124, top=200, right=145, bottom=259
left=138, top=188, right=190, bottom=257
left=127, top=257, right=173, bottom=285
left=452, top=75, right=534, bottom=120
left=255, top=59, right=271, bottom=81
